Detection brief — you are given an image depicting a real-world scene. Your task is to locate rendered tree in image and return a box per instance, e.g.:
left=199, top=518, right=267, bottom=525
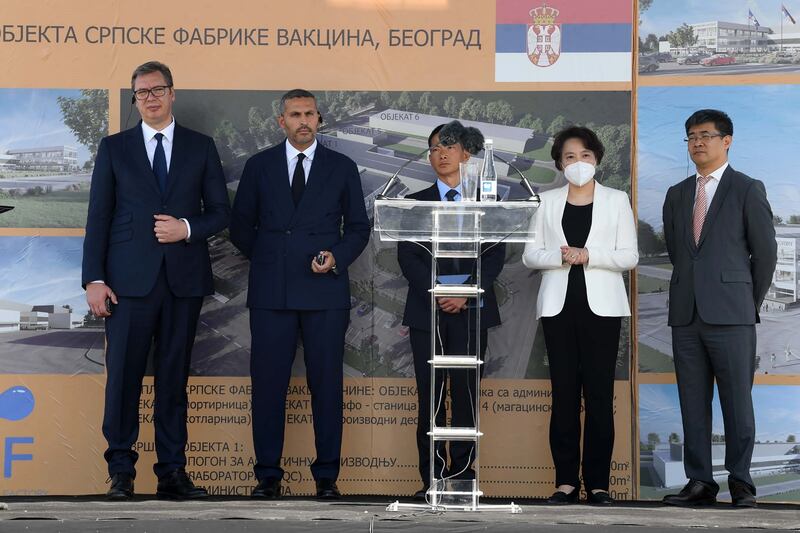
left=57, top=89, right=109, bottom=164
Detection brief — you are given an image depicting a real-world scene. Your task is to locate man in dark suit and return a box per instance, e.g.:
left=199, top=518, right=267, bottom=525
left=397, top=122, right=505, bottom=500
left=662, top=109, right=777, bottom=508
left=230, top=89, right=370, bottom=500
left=82, top=61, right=230, bottom=500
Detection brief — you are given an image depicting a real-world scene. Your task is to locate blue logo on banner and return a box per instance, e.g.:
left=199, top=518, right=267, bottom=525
left=0, top=386, right=35, bottom=421
left=1, top=386, right=35, bottom=478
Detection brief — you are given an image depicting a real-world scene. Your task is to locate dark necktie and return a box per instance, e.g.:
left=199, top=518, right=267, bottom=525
left=445, top=188, right=462, bottom=272
left=153, top=132, right=168, bottom=194
left=292, top=153, right=306, bottom=206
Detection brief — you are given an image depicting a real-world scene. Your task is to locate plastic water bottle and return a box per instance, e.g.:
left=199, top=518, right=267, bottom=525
left=479, top=139, right=497, bottom=202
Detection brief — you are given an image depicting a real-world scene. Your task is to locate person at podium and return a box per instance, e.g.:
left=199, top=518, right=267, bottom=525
left=397, top=121, right=506, bottom=501
left=522, top=126, right=638, bottom=505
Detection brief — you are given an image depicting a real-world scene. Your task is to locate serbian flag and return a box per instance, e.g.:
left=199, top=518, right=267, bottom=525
left=783, top=4, right=797, bottom=24
left=495, top=0, right=632, bottom=82
left=748, top=9, right=761, bottom=27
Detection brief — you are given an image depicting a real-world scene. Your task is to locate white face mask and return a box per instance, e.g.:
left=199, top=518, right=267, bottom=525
left=563, top=161, right=596, bottom=187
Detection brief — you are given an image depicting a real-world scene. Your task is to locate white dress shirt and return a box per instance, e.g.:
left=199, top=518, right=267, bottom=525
left=694, top=161, right=728, bottom=214
left=286, top=139, right=316, bottom=185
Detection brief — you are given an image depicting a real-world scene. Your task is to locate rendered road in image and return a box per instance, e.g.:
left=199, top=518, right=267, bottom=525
left=638, top=266, right=800, bottom=374
left=641, top=62, right=800, bottom=77
left=0, top=328, right=105, bottom=374
left=0, top=173, right=91, bottom=191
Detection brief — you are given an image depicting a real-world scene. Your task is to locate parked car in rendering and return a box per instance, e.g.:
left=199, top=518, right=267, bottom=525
left=677, top=53, right=709, bottom=65
left=701, top=54, right=735, bottom=66
left=638, top=55, right=659, bottom=73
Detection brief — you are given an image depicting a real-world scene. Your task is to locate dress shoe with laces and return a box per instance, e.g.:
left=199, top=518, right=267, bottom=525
left=547, top=488, right=579, bottom=504
left=252, top=477, right=282, bottom=499
left=106, top=473, right=134, bottom=501
left=315, top=478, right=341, bottom=500
left=662, top=479, right=717, bottom=507
left=729, top=479, right=756, bottom=508
left=156, top=469, right=209, bottom=500
left=587, top=490, right=614, bottom=505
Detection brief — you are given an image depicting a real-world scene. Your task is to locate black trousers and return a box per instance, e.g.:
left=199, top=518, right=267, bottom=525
left=672, top=311, right=756, bottom=491
left=541, top=305, right=620, bottom=491
left=410, top=313, right=488, bottom=485
left=249, top=308, right=349, bottom=483
left=103, top=266, right=203, bottom=479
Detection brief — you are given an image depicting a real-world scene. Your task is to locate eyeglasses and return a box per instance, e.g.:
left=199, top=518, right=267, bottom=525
left=683, top=132, right=725, bottom=143
left=133, top=85, right=172, bottom=101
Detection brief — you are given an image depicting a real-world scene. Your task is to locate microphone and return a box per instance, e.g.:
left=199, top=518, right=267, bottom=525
left=376, top=147, right=431, bottom=200
left=492, top=153, right=540, bottom=202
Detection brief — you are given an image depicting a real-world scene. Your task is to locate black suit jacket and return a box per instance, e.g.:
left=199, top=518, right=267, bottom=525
left=662, top=165, right=777, bottom=326
left=230, top=140, right=370, bottom=310
left=397, top=184, right=506, bottom=331
left=82, top=122, right=230, bottom=297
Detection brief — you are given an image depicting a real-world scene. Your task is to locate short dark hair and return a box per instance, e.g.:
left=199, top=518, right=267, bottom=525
left=428, top=124, right=446, bottom=147
left=550, top=126, right=605, bottom=171
left=131, top=61, right=173, bottom=91
left=684, top=109, right=733, bottom=137
left=279, top=89, right=317, bottom=114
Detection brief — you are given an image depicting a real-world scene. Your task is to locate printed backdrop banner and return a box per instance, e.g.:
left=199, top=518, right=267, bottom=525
left=6, top=0, right=796, bottom=504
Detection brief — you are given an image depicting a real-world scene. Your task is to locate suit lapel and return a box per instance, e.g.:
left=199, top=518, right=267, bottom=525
left=272, top=140, right=296, bottom=223
left=696, top=165, right=733, bottom=248
left=124, top=122, right=161, bottom=197
left=291, top=143, right=330, bottom=225
left=554, top=185, right=569, bottom=245
left=164, top=123, right=188, bottom=199
left=584, top=182, right=604, bottom=246
left=681, top=175, right=698, bottom=252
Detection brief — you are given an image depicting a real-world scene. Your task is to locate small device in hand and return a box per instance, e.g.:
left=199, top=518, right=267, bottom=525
left=105, top=297, right=114, bottom=315
left=315, top=252, right=326, bottom=267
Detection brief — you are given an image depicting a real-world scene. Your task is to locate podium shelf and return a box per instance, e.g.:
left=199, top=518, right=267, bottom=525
left=429, top=356, right=483, bottom=368
left=429, top=427, right=482, bottom=441
left=430, top=284, right=483, bottom=297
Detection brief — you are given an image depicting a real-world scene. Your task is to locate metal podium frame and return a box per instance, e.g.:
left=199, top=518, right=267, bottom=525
left=374, top=199, right=539, bottom=513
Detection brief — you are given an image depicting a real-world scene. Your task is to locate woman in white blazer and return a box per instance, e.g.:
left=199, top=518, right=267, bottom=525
left=523, top=127, right=638, bottom=505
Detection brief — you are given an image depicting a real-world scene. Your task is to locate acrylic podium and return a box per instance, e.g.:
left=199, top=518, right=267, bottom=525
left=374, top=198, right=539, bottom=513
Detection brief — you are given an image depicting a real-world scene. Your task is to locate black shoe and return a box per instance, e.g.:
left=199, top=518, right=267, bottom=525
left=587, top=490, right=614, bottom=505
left=413, top=485, right=429, bottom=501
left=252, top=477, right=282, bottom=499
left=106, top=473, right=134, bottom=501
left=729, top=479, right=756, bottom=508
left=547, top=488, right=579, bottom=504
left=156, top=469, right=209, bottom=500
left=315, top=478, right=341, bottom=500
left=662, top=479, right=717, bottom=507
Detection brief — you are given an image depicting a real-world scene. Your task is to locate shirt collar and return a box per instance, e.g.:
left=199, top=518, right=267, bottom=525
left=285, top=139, right=317, bottom=163
left=697, top=161, right=728, bottom=182
left=141, top=117, right=175, bottom=143
left=436, top=179, right=462, bottom=200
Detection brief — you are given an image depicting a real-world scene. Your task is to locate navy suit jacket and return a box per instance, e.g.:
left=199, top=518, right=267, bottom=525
left=82, top=122, right=230, bottom=298
left=230, top=140, right=370, bottom=310
left=663, top=165, right=777, bottom=326
left=397, top=184, right=506, bottom=331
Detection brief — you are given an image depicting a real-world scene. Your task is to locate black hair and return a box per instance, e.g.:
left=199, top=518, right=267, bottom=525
left=428, top=120, right=485, bottom=155
left=279, top=89, right=317, bottom=113
left=550, top=126, right=605, bottom=171
left=131, top=61, right=173, bottom=91
left=684, top=109, right=733, bottom=137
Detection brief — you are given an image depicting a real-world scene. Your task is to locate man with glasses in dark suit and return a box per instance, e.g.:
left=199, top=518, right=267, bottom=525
left=83, top=61, right=230, bottom=501
left=662, top=109, right=776, bottom=508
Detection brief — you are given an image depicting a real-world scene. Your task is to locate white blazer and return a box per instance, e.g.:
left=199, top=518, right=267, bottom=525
left=522, top=182, right=638, bottom=319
